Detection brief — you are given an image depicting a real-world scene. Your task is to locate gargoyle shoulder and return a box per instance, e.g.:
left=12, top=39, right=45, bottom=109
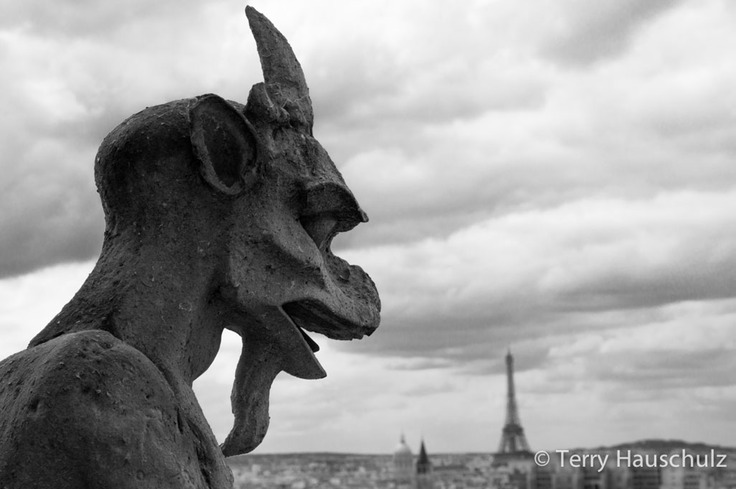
left=0, top=331, right=211, bottom=489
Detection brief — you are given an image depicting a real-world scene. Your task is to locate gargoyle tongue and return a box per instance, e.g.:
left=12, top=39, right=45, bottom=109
left=221, top=308, right=325, bottom=456
left=220, top=334, right=278, bottom=456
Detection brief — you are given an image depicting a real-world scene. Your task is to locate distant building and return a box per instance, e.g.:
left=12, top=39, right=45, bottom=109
left=714, top=450, right=736, bottom=489
left=630, top=450, right=661, bottom=489
left=582, top=465, right=609, bottom=489
left=490, top=350, right=534, bottom=489
left=554, top=461, right=583, bottom=489
left=529, top=465, right=555, bottom=489
left=391, top=435, right=438, bottom=489
left=493, top=350, right=533, bottom=470
left=714, top=451, right=736, bottom=489
left=661, top=460, right=708, bottom=489
left=607, top=458, right=630, bottom=489
left=393, top=434, right=414, bottom=488
left=416, top=439, right=434, bottom=489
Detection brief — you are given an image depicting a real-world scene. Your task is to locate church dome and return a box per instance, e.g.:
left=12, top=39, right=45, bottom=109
left=394, top=435, right=413, bottom=456
left=393, top=434, right=414, bottom=484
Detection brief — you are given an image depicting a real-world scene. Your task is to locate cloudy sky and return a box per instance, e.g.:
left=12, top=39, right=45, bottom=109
left=1, top=0, right=735, bottom=455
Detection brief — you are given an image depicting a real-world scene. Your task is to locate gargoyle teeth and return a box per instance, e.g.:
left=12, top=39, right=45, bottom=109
left=297, top=326, right=320, bottom=352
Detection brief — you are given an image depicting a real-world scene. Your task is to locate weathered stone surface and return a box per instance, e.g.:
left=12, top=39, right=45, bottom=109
left=0, top=7, right=380, bottom=488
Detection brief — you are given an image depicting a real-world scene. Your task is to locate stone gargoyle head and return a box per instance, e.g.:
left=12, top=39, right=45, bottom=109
left=0, top=7, right=379, bottom=480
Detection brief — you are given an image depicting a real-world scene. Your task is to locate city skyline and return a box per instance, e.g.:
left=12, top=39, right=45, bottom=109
left=1, top=0, right=735, bottom=453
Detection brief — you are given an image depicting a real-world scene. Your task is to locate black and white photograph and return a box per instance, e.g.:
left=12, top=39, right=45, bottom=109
left=0, top=0, right=734, bottom=487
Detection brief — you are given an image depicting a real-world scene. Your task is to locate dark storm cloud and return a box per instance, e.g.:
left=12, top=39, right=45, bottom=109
left=592, top=348, right=736, bottom=403
left=312, top=66, right=547, bottom=130
left=0, top=64, right=124, bottom=277
left=331, top=72, right=736, bottom=250
left=337, top=188, right=736, bottom=372
left=0, top=0, right=202, bottom=38
left=0, top=0, right=254, bottom=277
left=348, top=308, right=578, bottom=368
left=541, top=0, right=685, bottom=67
left=2, top=0, right=550, bottom=278
left=0, top=101, right=105, bottom=277
left=0, top=195, right=102, bottom=278
left=555, top=250, right=736, bottom=313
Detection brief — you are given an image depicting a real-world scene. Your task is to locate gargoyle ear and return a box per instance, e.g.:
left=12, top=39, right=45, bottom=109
left=190, top=94, right=257, bottom=195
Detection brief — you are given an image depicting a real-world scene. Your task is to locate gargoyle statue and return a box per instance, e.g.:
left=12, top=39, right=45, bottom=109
left=0, top=7, right=380, bottom=488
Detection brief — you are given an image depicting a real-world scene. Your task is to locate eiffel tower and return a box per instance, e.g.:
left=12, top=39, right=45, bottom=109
left=494, top=349, right=532, bottom=466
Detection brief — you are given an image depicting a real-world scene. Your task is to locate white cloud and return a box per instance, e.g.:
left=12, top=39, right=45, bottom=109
left=540, top=0, right=686, bottom=67
left=349, top=189, right=736, bottom=325
left=0, top=261, right=93, bottom=359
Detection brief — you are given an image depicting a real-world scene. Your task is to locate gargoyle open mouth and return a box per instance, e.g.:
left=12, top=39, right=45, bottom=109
left=283, top=299, right=374, bottom=352
left=221, top=298, right=377, bottom=457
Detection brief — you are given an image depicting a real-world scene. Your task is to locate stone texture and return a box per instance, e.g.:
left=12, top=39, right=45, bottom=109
left=0, top=7, right=380, bottom=488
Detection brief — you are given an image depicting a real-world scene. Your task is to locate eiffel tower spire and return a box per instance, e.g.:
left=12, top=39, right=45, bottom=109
left=497, top=349, right=531, bottom=455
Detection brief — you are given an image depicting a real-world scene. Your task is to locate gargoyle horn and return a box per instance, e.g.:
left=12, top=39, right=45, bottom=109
left=245, top=6, right=314, bottom=128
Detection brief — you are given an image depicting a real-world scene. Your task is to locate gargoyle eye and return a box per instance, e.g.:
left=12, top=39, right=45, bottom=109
left=299, top=215, right=338, bottom=252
